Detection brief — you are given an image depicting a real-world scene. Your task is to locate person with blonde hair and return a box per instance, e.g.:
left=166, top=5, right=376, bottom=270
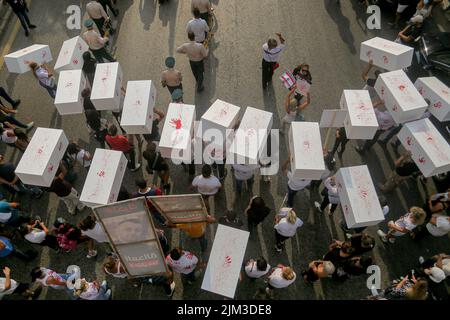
left=383, top=274, right=428, bottom=300
left=302, top=260, right=335, bottom=283
left=274, top=208, right=303, bottom=252
left=405, top=279, right=428, bottom=300
left=378, top=207, right=426, bottom=244
left=266, top=265, right=296, bottom=296
left=28, top=62, right=57, bottom=98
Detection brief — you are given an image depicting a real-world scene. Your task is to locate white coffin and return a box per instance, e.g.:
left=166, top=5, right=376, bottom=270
left=80, top=149, right=127, bottom=207
left=120, top=80, right=156, bottom=134
left=340, top=90, right=378, bottom=139
left=229, top=107, right=273, bottom=165
left=54, top=70, right=86, bottom=115
left=198, top=99, right=240, bottom=143
left=397, top=118, right=450, bottom=178
left=375, top=70, right=428, bottom=124
left=360, top=37, right=413, bottom=71
left=91, top=62, right=123, bottom=111
left=336, top=165, right=385, bottom=229
left=54, top=36, right=89, bottom=71
left=159, top=103, right=196, bottom=162
left=201, top=225, right=249, bottom=299
left=288, top=122, right=325, bottom=180
left=15, top=128, right=68, bottom=187
left=4, top=44, right=52, bottom=74
left=415, top=77, right=450, bottom=122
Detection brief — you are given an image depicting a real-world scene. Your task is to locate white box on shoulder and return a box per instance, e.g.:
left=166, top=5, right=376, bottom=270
left=415, top=77, right=450, bottom=122
left=91, top=62, right=123, bottom=111
left=336, top=165, right=385, bottom=229
left=229, top=107, right=273, bottom=165
left=375, top=70, right=428, bottom=124
left=4, top=44, right=52, bottom=74
left=120, top=80, right=156, bottom=134
left=54, top=70, right=86, bottom=115
left=159, top=103, right=196, bottom=162
left=288, top=122, right=325, bottom=180
left=360, top=37, right=413, bottom=71
left=80, top=149, right=127, bottom=207
left=340, top=90, right=378, bottom=140
left=15, top=128, right=68, bottom=187
left=397, top=118, right=450, bottom=178
left=198, top=99, right=240, bottom=141
left=54, top=36, right=89, bottom=71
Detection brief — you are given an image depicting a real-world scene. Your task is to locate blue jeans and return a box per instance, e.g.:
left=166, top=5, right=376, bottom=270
left=235, top=176, right=254, bottom=194
left=38, top=81, right=57, bottom=99
left=287, top=185, right=298, bottom=208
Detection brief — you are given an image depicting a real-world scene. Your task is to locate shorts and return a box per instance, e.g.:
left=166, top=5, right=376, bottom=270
left=397, top=4, right=409, bottom=13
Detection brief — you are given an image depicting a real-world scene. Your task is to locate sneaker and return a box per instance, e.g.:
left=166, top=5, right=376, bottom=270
left=12, top=99, right=21, bottom=109
left=86, top=250, right=98, bottom=259
left=167, top=281, right=176, bottom=297
left=419, top=256, right=425, bottom=264
left=274, top=245, right=282, bottom=253
left=377, top=230, right=388, bottom=243
left=314, top=201, right=323, bottom=213
left=346, top=233, right=352, bottom=239
left=28, top=24, right=37, bottom=29
left=130, top=163, right=141, bottom=172
left=101, top=280, right=107, bottom=287
left=105, top=289, right=112, bottom=299
left=388, top=237, right=396, bottom=244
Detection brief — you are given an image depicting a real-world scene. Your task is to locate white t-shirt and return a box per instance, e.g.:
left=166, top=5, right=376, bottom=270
left=395, top=213, right=417, bottom=232
left=186, top=18, right=209, bottom=42
left=192, top=175, right=221, bottom=195
left=79, top=281, right=100, bottom=300
left=232, top=164, right=259, bottom=181
left=268, top=267, right=296, bottom=288
left=262, top=43, right=286, bottom=62
left=426, top=216, right=450, bottom=237
left=274, top=217, right=303, bottom=237
left=0, top=211, right=12, bottom=224
left=36, top=67, right=52, bottom=86
left=25, top=229, right=46, bottom=244
left=1, top=130, right=17, bottom=144
left=0, top=278, right=18, bottom=299
left=166, top=251, right=198, bottom=274
left=287, top=171, right=311, bottom=191
left=245, top=261, right=271, bottom=279
left=71, top=150, right=91, bottom=168
left=82, top=222, right=109, bottom=243
left=324, top=177, right=340, bottom=204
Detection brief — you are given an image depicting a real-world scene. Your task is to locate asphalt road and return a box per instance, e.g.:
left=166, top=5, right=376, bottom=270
left=0, top=0, right=449, bottom=300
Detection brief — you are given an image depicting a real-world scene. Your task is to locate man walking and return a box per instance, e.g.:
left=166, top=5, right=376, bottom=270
left=83, top=19, right=116, bottom=63
left=3, top=0, right=36, bottom=37
left=161, top=57, right=183, bottom=95
left=177, top=32, right=209, bottom=92
left=105, top=124, right=141, bottom=172
left=186, top=8, right=209, bottom=43
left=0, top=87, right=20, bottom=109
left=262, top=33, right=286, bottom=89
left=191, top=0, right=212, bottom=25
left=86, top=0, right=110, bottom=37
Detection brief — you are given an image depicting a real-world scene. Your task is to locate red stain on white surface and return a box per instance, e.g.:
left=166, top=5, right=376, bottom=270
left=303, top=140, right=311, bottom=150
left=418, top=157, right=426, bottom=164
left=37, top=147, right=44, bottom=155
left=98, top=170, right=105, bottom=177
left=224, top=256, right=232, bottom=265
left=392, top=104, right=398, bottom=112
left=366, top=50, right=372, bottom=57
left=406, top=137, right=413, bottom=146
left=73, top=59, right=78, bottom=65
left=48, top=165, right=54, bottom=173
left=434, top=101, right=442, bottom=109
left=383, top=56, right=389, bottom=64
left=398, top=85, right=406, bottom=92
left=170, top=118, right=182, bottom=130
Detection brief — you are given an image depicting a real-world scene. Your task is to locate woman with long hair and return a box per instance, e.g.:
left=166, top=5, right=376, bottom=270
left=378, top=207, right=426, bottom=244
left=245, top=196, right=271, bottom=234
left=29, top=62, right=57, bottom=98
left=273, top=208, right=303, bottom=252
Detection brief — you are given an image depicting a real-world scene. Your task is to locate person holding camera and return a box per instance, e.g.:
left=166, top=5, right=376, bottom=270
left=3, top=0, right=36, bottom=37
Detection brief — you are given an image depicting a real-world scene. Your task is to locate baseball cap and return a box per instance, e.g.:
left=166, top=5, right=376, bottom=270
left=165, top=57, right=175, bottom=68
left=84, top=19, right=94, bottom=28
left=171, top=89, right=183, bottom=101
left=429, top=267, right=446, bottom=283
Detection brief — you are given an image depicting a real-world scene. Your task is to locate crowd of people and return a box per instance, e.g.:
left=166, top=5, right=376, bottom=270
left=0, top=0, right=449, bottom=301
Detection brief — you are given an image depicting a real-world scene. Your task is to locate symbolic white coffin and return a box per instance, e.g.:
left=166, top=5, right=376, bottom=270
left=397, top=118, right=450, bottom=178
left=15, top=128, right=68, bottom=187
left=54, top=70, right=86, bottom=115
left=120, top=80, right=156, bottom=134
left=288, top=122, right=325, bottom=180
left=229, top=107, right=273, bottom=165
left=336, top=165, right=385, bottom=229
left=340, top=90, right=378, bottom=139
left=198, top=99, right=240, bottom=143
left=375, top=70, right=428, bottom=124
left=54, top=36, right=89, bottom=71
left=360, top=37, right=414, bottom=71
left=91, top=62, right=123, bottom=111
left=415, top=77, right=450, bottom=122
left=159, top=103, right=196, bottom=162
left=4, top=44, right=52, bottom=74
left=80, top=149, right=128, bottom=207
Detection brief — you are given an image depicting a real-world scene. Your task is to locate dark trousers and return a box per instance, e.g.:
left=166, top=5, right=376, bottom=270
left=11, top=247, right=37, bottom=262
left=41, top=235, right=60, bottom=251
left=320, top=195, right=338, bottom=213
left=247, top=218, right=260, bottom=234
left=125, top=148, right=138, bottom=169
left=380, top=125, right=402, bottom=144
left=212, top=162, right=226, bottom=180
left=287, top=185, right=301, bottom=208
left=189, top=60, right=204, bottom=88
left=262, top=59, right=275, bottom=88
left=1, top=116, right=29, bottom=129
left=330, top=137, right=349, bottom=156
left=38, top=82, right=57, bottom=99
left=167, top=84, right=183, bottom=95
left=93, top=17, right=106, bottom=37
left=15, top=10, right=32, bottom=32
left=361, top=130, right=384, bottom=151
left=0, top=87, right=16, bottom=107
left=236, top=176, right=254, bottom=194
left=275, top=231, right=289, bottom=248
left=99, top=0, right=118, bottom=16
left=91, top=47, right=116, bottom=63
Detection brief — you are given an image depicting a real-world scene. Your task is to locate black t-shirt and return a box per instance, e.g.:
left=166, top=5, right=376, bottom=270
left=0, top=163, right=16, bottom=183
left=366, top=78, right=377, bottom=88
left=48, top=178, right=72, bottom=197
left=323, top=248, right=350, bottom=266
left=247, top=206, right=270, bottom=225
left=396, top=161, right=420, bottom=176
left=302, top=268, right=319, bottom=282
left=350, top=235, right=374, bottom=256
left=404, top=25, right=423, bottom=41
left=6, top=0, right=27, bottom=12
left=143, top=119, right=160, bottom=142
left=83, top=98, right=96, bottom=113
left=143, top=150, right=168, bottom=172
left=82, top=59, right=96, bottom=74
